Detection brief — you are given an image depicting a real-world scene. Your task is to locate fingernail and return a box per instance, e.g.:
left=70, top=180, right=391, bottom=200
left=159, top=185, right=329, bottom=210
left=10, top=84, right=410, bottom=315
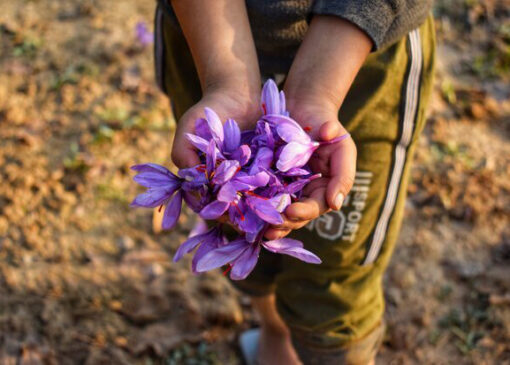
left=334, top=193, right=344, bottom=210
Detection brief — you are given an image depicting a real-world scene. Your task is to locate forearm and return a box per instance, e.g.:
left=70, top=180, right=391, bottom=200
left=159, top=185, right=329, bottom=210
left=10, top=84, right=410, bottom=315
left=171, top=0, right=260, bottom=98
left=285, top=15, right=372, bottom=115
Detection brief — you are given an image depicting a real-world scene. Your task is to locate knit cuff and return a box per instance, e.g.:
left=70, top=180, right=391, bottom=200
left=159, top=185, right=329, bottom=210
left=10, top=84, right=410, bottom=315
left=312, top=0, right=399, bottom=51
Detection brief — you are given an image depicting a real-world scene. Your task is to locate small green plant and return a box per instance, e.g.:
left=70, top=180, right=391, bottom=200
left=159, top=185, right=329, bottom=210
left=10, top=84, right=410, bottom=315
left=12, top=35, right=42, bottom=57
left=440, top=79, right=457, bottom=104
left=63, top=142, right=89, bottom=172
left=93, top=124, right=115, bottom=143
left=96, top=108, right=130, bottom=124
left=166, top=342, right=221, bottom=365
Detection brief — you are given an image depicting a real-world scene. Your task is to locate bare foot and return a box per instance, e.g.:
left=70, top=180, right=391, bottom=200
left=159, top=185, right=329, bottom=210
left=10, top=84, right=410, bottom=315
left=258, top=325, right=302, bottom=365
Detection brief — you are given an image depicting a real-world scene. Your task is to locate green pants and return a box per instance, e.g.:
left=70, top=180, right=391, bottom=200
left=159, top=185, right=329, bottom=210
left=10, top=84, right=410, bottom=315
left=155, top=5, right=435, bottom=363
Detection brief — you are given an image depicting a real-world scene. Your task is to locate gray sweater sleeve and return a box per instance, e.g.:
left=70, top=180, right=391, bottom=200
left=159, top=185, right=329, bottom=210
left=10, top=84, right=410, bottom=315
left=312, top=0, right=433, bottom=50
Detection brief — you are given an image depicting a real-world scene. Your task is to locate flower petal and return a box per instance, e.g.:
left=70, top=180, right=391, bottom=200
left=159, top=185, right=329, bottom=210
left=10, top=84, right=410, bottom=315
left=276, top=142, right=315, bottom=172
left=217, top=182, right=239, bottom=203
left=191, top=239, right=218, bottom=273
left=261, top=79, right=280, bottom=115
left=212, top=160, right=239, bottom=185
left=279, top=90, right=289, bottom=116
left=285, top=179, right=312, bottom=195
left=262, top=238, right=322, bottom=264
left=204, top=107, right=224, bottom=144
left=235, top=171, right=270, bottom=190
left=278, top=246, right=322, bottom=264
left=262, top=238, right=303, bottom=250
left=199, top=200, right=230, bottom=220
left=230, top=243, right=260, bottom=280
left=246, top=196, right=283, bottom=225
left=231, top=145, right=251, bottom=166
left=264, top=115, right=310, bottom=144
left=131, top=163, right=172, bottom=175
left=189, top=218, right=208, bottom=237
left=223, top=118, right=241, bottom=152
left=133, top=171, right=180, bottom=189
left=206, top=139, right=216, bottom=176
left=173, top=229, right=209, bottom=262
left=195, top=239, right=249, bottom=272
left=237, top=208, right=264, bottom=234
left=269, top=193, right=291, bottom=213
left=194, top=117, right=213, bottom=140
left=183, top=190, right=205, bottom=213
left=249, top=147, right=273, bottom=175
left=264, top=122, right=275, bottom=149
left=282, top=167, right=310, bottom=176
left=185, top=133, right=210, bottom=153
left=162, top=191, right=182, bottom=230
left=130, top=188, right=172, bottom=208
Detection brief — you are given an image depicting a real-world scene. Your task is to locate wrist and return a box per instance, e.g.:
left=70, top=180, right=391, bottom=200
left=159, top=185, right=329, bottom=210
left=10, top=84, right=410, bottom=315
left=285, top=93, right=339, bottom=121
left=199, top=84, right=261, bottom=129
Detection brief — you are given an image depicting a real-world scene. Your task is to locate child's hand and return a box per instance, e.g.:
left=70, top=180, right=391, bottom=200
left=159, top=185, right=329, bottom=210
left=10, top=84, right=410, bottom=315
left=265, top=104, right=357, bottom=240
left=171, top=87, right=260, bottom=168
left=263, top=15, right=371, bottom=240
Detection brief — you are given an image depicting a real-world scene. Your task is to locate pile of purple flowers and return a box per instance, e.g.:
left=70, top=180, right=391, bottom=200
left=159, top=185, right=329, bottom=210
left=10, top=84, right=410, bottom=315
left=131, top=80, right=347, bottom=280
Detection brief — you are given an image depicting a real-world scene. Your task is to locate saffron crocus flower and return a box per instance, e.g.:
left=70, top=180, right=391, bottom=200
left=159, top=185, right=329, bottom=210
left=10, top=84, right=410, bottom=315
left=196, top=237, right=321, bottom=280
left=135, top=22, right=153, bottom=46
left=173, top=226, right=227, bottom=273
left=263, top=115, right=320, bottom=172
left=130, top=163, right=183, bottom=230
left=261, top=79, right=288, bottom=116
left=216, top=171, right=283, bottom=227
left=186, top=109, right=251, bottom=165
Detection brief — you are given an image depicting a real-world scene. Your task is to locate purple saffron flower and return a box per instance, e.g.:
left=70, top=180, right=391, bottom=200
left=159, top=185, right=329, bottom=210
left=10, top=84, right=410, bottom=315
left=264, top=115, right=320, bottom=172
left=248, top=147, right=273, bottom=174
left=216, top=171, right=283, bottom=227
left=130, top=163, right=183, bottom=230
left=173, top=226, right=228, bottom=273
left=261, top=79, right=288, bottom=116
left=135, top=22, right=153, bottom=46
left=185, top=109, right=251, bottom=165
left=196, top=236, right=321, bottom=280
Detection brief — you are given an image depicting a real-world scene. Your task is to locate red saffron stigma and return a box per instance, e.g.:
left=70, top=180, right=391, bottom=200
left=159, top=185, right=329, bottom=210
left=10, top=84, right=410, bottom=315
left=303, top=126, right=312, bottom=132
left=158, top=205, right=164, bottom=212
left=246, top=191, right=268, bottom=200
left=233, top=202, right=245, bottom=221
left=222, top=264, right=232, bottom=276
left=262, top=103, right=267, bottom=114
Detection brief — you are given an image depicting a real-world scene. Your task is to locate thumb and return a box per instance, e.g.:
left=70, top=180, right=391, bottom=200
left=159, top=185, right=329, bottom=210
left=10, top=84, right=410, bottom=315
left=319, top=120, right=343, bottom=141
left=171, top=129, right=201, bottom=169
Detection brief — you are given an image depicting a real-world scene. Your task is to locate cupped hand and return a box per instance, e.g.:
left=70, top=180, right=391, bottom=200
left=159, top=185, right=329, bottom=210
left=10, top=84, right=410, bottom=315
left=265, top=103, right=357, bottom=240
left=171, top=87, right=261, bottom=169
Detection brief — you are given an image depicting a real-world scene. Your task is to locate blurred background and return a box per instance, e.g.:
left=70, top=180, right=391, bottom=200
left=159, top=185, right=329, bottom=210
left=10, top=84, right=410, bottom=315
left=0, top=0, right=509, bottom=364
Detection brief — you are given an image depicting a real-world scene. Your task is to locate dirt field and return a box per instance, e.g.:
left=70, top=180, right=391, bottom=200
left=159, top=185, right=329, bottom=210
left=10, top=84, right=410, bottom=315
left=0, top=1, right=509, bottom=364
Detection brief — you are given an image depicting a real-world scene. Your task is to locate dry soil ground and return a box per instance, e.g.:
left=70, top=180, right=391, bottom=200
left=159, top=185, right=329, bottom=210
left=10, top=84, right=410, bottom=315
left=0, top=0, right=509, bottom=364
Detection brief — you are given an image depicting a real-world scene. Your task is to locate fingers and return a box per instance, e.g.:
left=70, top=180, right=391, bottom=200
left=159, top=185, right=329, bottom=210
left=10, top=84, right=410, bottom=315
left=171, top=141, right=201, bottom=168
left=264, top=186, right=330, bottom=240
left=326, top=136, right=357, bottom=210
left=286, top=187, right=329, bottom=221
left=264, top=227, right=291, bottom=240
left=171, top=119, right=201, bottom=168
